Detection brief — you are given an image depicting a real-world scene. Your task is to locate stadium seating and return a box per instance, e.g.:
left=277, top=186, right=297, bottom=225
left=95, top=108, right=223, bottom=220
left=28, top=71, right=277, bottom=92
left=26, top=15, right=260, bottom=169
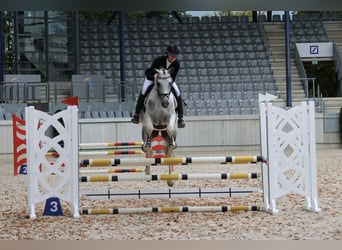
left=76, top=13, right=334, bottom=117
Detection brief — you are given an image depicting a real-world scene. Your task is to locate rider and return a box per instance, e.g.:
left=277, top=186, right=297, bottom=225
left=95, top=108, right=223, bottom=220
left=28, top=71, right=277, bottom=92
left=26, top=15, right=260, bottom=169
left=131, top=45, right=186, bottom=128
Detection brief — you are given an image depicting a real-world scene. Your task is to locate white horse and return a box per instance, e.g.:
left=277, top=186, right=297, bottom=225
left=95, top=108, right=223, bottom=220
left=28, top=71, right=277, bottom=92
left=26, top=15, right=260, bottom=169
left=140, top=67, right=177, bottom=186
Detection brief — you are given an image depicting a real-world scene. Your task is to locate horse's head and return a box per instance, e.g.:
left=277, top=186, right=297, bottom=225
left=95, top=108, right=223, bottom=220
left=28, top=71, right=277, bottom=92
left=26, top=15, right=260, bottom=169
left=154, top=68, right=173, bottom=108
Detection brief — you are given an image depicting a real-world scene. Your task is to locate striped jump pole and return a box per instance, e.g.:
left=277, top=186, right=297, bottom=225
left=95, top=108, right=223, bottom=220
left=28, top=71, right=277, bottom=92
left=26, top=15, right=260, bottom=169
left=81, top=187, right=261, bottom=200
left=47, top=150, right=144, bottom=157
left=81, top=205, right=262, bottom=215
left=45, top=151, right=60, bottom=157
left=79, top=168, right=144, bottom=174
left=79, top=142, right=143, bottom=148
left=80, top=155, right=266, bottom=167
left=79, top=172, right=259, bottom=182
left=79, top=150, right=143, bottom=156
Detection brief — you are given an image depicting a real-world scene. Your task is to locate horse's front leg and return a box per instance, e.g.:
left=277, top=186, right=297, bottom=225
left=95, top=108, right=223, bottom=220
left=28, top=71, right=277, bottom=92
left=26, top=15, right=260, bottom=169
left=166, top=115, right=177, bottom=187
left=143, top=116, right=154, bottom=148
left=166, top=113, right=177, bottom=149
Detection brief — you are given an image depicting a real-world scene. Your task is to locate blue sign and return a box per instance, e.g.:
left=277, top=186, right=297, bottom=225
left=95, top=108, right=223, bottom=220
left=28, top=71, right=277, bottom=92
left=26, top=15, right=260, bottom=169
left=19, top=164, right=28, bottom=175
left=43, top=197, right=64, bottom=216
left=310, top=45, right=319, bottom=55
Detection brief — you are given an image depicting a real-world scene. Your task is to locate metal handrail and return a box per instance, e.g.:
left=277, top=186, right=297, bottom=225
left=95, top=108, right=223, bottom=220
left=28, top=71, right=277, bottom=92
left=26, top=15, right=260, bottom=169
left=295, top=46, right=309, bottom=97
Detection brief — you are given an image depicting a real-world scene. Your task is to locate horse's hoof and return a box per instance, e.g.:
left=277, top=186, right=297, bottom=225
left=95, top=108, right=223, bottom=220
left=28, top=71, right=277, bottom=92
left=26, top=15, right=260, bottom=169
left=142, top=142, right=152, bottom=153
left=168, top=137, right=176, bottom=148
left=167, top=180, right=174, bottom=187
left=145, top=166, right=151, bottom=175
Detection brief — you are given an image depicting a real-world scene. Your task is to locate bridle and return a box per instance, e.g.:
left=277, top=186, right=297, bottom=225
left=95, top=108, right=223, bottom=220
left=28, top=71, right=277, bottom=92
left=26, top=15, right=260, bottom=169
left=156, top=74, right=172, bottom=101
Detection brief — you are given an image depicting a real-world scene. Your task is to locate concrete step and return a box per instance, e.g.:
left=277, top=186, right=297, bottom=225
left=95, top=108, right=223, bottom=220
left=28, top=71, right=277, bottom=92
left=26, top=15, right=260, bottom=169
left=272, top=67, right=300, bottom=72
left=275, top=83, right=304, bottom=89
left=322, top=97, right=342, bottom=113
left=276, top=85, right=305, bottom=91
left=273, top=74, right=301, bottom=79
left=271, top=61, right=297, bottom=66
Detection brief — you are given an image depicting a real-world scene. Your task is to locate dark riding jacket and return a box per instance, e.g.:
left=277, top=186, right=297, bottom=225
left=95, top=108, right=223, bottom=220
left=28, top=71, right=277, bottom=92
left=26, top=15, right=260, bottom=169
left=145, top=55, right=180, bottom=82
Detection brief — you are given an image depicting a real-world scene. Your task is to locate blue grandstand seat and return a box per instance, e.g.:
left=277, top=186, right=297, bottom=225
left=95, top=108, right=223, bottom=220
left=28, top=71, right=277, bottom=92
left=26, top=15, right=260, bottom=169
left=107, top=111, right=115, bottom=118
left=212, top=91, right=223, bottom=99
left=197, top=108, right=209, bottom=116
left=241, top=67, right=250, bottom=76
left=230, top=16, right=239, bottom=22
left=219, top=99, right=229, bottom=108
left=221, top=108, right=231, bottom=115
left=230, top=67, right=240, bottom=76
left=242, top=106, right=254, bottom=115
left=245, top=82, right=254, bottom=92
left=191, top=16, right=200, bottom=23
left=190, top=92, right=201, bottom=100
left=240, top=16, right=249, bottom=22
left=219, top=67, right=229, bottom=76
left=245, top=90, right=256, bottom=100
left=220, top=16, right=230, bottom=23
left=91, top=111, right=99, bottom=118
left=181, top=91, right=190, bottom=100
left=186, top=108, right=197, bottom=116
left=231, top=107, right=242, bottom=115
left=208, top=99, right=219, bottom=109
left=83, top=111, right=92, bottom=119
left=230, top=99, right=240, bottom=108
left=234, top=91, right=244, bottom=100
left=241, top=99, right=251, bottom=108
left=122, top=111, right=131, bottom=117
left=77, top=12, right=279, bottom=116
left=258, top=15, right=267, bottom=22
left=273, top=15, right=282, bottom=22
left=209, top=109, right=220, bottom=116
left=114, top=111, right=123, bottom=118
left=197, top=100, right=207, bottom=109
left=222, top=85, right=233, bottom=94
left=201, top=16, right=210, bottom=23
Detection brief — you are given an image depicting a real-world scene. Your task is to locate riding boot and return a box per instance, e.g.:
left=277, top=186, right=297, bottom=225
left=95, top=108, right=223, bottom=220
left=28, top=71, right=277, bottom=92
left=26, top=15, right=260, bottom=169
left=131, top=92, right=146, bottom=124
left=176, top=95, right=185, bottom=128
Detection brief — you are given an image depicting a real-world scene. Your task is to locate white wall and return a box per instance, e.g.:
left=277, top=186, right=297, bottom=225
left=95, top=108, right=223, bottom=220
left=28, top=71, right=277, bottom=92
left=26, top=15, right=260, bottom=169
left=79, top=115, right=261, bottom=147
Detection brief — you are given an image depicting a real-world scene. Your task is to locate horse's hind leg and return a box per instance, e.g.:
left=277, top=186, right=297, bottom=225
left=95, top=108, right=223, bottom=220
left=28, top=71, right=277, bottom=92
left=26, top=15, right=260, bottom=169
left=141, top=128, right=153, bottom=176
left=164, top=136, right=175, bottom=187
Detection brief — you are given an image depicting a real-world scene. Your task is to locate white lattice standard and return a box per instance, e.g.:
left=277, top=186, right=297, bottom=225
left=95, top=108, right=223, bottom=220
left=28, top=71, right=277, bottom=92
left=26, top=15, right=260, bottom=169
left=26, top=106, right=79, bottom=219
left=259, top=94, right=321, bottom=214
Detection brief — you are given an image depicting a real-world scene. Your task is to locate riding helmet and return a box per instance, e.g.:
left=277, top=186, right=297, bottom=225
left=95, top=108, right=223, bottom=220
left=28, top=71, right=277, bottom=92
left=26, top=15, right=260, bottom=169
left=166, top=45, right=180, bottom=56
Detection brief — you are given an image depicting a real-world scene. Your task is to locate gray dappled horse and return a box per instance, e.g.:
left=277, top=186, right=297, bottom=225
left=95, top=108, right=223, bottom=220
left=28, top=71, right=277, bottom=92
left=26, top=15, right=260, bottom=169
left=140, top=67, right=177, bottom=186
